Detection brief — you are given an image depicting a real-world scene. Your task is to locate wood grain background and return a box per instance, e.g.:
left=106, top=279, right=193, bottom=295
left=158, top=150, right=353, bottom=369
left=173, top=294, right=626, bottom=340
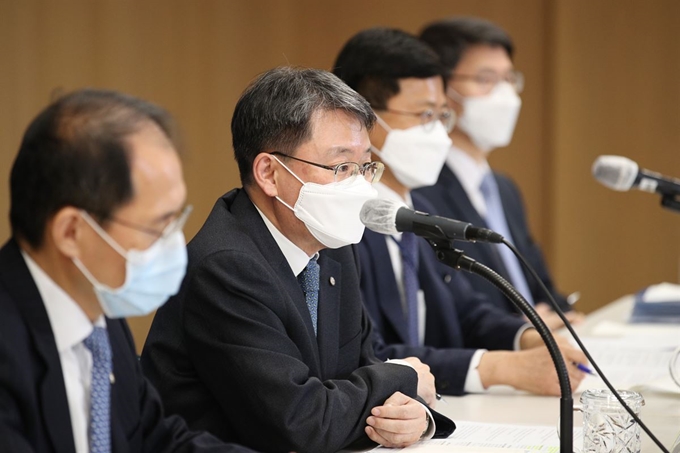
left=1, top=0, right=678, bottom=351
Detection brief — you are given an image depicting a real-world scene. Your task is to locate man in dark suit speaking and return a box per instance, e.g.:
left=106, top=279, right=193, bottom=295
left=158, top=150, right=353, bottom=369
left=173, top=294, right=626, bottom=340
left=0, top=90, right=254, bottom=452
left=142, top=67, right=453, bottom=453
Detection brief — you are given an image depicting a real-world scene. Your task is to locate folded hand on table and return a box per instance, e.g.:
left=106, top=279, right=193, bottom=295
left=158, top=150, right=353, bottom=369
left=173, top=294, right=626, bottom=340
left=366, top=391, right=429, bottom=448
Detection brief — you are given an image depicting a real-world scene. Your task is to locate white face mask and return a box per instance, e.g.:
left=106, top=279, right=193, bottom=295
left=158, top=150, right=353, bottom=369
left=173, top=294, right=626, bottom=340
left=273, top=156, right=378, bottom=249
left=73, top=211, right=188, bottom=318
left=450, top=81, right=522, bottom=153
left=372, top=115, right=452, bottom=189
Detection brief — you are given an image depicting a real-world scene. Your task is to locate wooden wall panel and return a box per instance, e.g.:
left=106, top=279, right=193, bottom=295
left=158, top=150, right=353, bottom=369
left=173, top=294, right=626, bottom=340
left=0, top=0, right=548, bottom=351
left=550, top=0, right=680, bottom=312
left=3, top=0, right=678, bottom=350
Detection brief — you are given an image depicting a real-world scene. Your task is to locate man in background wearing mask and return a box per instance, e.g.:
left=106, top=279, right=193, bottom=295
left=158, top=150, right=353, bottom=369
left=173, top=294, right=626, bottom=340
left=417, top=18, right=583, bottom=329
left=334, top=28, right=587, bottom=397
left=0, top=89, right=254, bottom=452
left=142, top=67, right=454, bottom=453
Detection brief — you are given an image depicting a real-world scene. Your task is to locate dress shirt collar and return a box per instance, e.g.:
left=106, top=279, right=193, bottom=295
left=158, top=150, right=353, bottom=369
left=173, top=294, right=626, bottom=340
left=446, top=145, right=492, bottom=195
left=21, top=251, right=105, bottom=353
left=445, top=145, right=493, bottom=216
left=254, top=204, right=317, bottom=277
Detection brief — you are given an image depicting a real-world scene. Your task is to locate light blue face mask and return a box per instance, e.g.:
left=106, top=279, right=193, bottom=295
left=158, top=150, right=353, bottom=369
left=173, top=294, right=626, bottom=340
left=73, top=210, right=189, bottom=318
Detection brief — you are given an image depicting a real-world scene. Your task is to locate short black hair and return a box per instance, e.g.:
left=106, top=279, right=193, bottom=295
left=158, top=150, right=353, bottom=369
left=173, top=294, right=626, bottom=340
left=333, top=27, right=445, bottom=110
left=420, top=17, right=514, bottom=76
left=10, top=88, right=179, bottom=249
left=232, top=66, right=376, bottom=186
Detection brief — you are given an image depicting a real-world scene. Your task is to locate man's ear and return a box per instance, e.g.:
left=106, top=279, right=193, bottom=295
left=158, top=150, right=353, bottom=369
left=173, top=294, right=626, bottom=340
left=252, top=152, right=280, bottom=198
left=50, top=207, right=87, bottom=259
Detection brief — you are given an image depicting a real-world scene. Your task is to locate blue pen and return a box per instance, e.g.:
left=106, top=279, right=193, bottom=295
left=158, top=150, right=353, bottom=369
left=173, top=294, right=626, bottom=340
left=575, top=362, right=597, bottom=376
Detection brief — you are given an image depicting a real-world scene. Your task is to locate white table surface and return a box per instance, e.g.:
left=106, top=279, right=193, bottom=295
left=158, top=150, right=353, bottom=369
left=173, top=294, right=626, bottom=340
left=432, top=295, right=680, bottom=452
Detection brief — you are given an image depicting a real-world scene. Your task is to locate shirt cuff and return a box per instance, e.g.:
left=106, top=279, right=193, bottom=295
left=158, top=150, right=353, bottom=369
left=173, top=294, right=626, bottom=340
left=513, top=324, right=534, bottom=351
left=463, top=349, right=487, bottom=393
left=420, top=405, right=436, bottom=440
left=385, top=358, right=414, bottom=369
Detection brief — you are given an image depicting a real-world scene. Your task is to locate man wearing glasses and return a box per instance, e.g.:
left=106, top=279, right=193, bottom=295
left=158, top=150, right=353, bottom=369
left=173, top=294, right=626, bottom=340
left=142, top=67, right=454, bottom=453
left=0, top=89, right=255, bottom=452
left=333, top=28, right=587, bottom=398
left=417, top=18, right=583, bottom=329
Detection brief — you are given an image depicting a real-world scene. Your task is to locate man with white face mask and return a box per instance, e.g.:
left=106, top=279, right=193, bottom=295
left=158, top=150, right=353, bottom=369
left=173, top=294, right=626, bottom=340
left=142, top=67, right=454, bottom=453
left=0, top=89, right=255, bottom=452
left=334, top=27, right=588, bottom=398
left=417, top=18, right=583, bottom=329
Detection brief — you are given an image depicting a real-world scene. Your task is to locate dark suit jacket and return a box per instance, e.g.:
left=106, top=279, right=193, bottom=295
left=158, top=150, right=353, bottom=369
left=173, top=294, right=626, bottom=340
left=0, top=239, right=254, bottom=453
left=415, top=166, right=569, bottom=313
left=141, top=189, right=453, bottom=453
left=359, top=193, right=527, bottom=395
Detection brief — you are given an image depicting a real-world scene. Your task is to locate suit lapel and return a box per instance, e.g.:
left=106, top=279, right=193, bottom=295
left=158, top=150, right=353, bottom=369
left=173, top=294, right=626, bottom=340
left=495, top=174, right=524, bottom=249
left=229, top=190, right=322, bottom=373
left=362, top=231, right=411, bottom=344
left=436, top=168, right=512, bottom=279
left=316, top=254, right=340, bottom=379
left=0, top=240, right=76, bottom=453
left=438, top=165, right=488, bottom=227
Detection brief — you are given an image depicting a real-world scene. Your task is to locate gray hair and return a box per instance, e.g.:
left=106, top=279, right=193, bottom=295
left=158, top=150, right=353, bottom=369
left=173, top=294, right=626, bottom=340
left=231, top=66, right=376, bottom=186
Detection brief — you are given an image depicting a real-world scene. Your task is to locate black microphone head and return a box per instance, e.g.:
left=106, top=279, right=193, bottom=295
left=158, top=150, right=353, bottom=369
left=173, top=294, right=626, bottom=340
left=360, top=198, right=406, bottom=235
left=592, top=155, right=639, bottom=191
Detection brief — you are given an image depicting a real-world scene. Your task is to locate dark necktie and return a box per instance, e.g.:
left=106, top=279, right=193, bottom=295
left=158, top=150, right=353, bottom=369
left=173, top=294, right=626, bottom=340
left=298, top=257, right=320, bottom=335
left=83, top=326, right=112, bottom=453
left=399, top=232, right=420, bottom=346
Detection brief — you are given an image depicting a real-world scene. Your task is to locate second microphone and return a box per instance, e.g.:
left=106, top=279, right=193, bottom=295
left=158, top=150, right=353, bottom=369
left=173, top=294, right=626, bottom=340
left=360, top=198, right=505, bottom=244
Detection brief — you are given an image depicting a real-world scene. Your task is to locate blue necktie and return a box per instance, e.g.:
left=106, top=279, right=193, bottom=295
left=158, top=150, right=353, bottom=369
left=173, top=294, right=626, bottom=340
left=399, top=232, right=420, bottom=346
left=298, top=257, right=320, bottom=336
left=479, top=172, right=535, bottom=306
left=83, top=326, right=112, bottom=453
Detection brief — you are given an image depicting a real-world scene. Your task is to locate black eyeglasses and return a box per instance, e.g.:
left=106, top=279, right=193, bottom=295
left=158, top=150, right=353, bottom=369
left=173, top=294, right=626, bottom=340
left=381, top=108, right=456, bottom=133
left=270, top=152, right=384, bottom=183
left=107, top=205, right=193, bottom=239
left=450, top=69, right=524, bottom=95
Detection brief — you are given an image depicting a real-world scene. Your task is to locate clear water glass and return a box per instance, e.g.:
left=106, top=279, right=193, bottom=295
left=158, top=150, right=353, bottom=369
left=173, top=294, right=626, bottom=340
left=580, top=389, right=645, bottom=453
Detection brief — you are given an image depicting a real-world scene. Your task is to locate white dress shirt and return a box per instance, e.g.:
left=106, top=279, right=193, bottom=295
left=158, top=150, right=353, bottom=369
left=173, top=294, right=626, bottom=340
left=446, top=145, right=492, bottom=217
left=253, top=203, right=435, bottom=438
left=22, top=251, right=106, bottom=453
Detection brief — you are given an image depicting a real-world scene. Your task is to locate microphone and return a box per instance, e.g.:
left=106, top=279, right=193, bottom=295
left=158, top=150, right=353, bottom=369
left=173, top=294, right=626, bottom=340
left=592, top=155, right=680, bottom=195
left=360, top=198, right=504, bottom=243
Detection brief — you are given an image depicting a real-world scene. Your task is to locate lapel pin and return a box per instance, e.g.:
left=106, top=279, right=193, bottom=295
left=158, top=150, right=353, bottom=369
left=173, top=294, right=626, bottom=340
left=109, top=373, right=115, bottom=384
left=329, top=276, right=336, bottom=286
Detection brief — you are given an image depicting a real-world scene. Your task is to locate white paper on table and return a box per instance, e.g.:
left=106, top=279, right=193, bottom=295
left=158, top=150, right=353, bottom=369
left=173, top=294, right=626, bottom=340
left=577, top=337, right=679, bottom=394
left=589, top=320, right=680, bottom=344
left=641, top=283, right=680, bottom=303
left=372, top=421, right=582, bottom=453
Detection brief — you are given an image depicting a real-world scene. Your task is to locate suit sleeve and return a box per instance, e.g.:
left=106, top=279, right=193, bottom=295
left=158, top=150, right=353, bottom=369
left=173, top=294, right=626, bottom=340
left=500, top=176, right=570, bottom=311
left=115, top=322, right=257, bottom=453
left=371, top=328, right=474, bottom=396
left=0, top=302, right=39, bottom=453
left=443, top=271, right=528, bottom=352
left=181, top=250, right=418, bottom=453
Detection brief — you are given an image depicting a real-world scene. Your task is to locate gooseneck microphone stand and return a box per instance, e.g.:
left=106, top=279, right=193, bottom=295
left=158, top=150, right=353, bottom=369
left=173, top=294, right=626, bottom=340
left=427, top=241, right=573, bottom=453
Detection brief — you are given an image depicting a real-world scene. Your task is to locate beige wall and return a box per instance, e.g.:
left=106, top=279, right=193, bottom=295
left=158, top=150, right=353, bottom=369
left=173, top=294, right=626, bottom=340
left=1, top=0, right=678, bottom=351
